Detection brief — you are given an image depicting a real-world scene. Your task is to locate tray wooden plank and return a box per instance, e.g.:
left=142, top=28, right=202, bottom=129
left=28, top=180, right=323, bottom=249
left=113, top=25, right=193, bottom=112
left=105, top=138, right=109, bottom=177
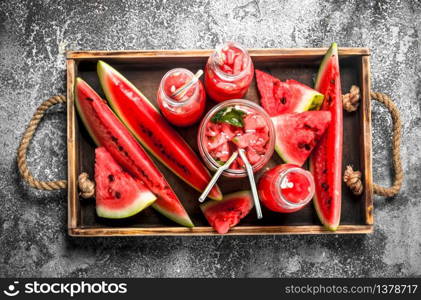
left=67, top=48, right=373, bottom=236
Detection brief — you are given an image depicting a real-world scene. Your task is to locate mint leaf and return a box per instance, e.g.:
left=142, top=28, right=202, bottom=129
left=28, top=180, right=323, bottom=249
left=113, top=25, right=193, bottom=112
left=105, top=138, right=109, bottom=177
left=211, top=107, right=245, bottom=127
left=211, top=108, right=227, bottom=123
left=214, top=159, right=226, bottom=166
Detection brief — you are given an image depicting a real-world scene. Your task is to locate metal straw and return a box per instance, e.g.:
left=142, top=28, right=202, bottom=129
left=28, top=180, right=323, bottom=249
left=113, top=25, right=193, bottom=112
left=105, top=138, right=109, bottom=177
left=171, top=69, right=203, bottom=100
left=238, top=149, right=263, bottom=219
left=198, top=151, right=238, bottom=203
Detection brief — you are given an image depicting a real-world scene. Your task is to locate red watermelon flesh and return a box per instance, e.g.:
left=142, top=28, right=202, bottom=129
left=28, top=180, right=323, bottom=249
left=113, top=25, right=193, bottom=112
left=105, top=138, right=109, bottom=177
left=97, top=61, right=222, bottom=201
left=200, top=191, right=253, bottom=234
left=310, top=43, right=343, bottom=231
left=95, top=147, right=156, bottom=219
left=75, top=78, right=194, bottom=227
left=255, top=70, right=324, bottom=116
left=271, top=111, right=331, bottom=166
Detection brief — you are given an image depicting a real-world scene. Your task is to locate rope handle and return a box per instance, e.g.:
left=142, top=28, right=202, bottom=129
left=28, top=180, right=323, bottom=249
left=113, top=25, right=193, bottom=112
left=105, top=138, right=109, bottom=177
left=343, top=86, right=403, bottom=197
left=17, top=95, right=95, bottom=198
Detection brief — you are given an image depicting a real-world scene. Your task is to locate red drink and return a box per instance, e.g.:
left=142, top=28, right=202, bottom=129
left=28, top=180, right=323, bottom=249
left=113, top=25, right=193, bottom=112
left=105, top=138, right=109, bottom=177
left=204, top=42, right=254, bottom=102
left=157, top=68, right=206, bottom=127
left=198, top=99, right=275, bottom=178
left=258, top=164, right=315, bottom=213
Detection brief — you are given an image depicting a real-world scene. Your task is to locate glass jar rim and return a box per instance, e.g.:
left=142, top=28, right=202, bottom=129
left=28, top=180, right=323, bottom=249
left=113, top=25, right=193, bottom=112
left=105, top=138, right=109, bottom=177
left=198, top=99, right=275, bottom=177
left=275, top=167, right=315, bottom=208
left=159, top=68, right=199, bottom=107
left=210, top=42, right=252, bottom=81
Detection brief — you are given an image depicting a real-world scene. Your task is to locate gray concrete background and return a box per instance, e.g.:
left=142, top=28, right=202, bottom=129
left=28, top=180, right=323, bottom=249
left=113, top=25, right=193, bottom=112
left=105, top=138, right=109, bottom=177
left=0, top=0, right=420, bottom=277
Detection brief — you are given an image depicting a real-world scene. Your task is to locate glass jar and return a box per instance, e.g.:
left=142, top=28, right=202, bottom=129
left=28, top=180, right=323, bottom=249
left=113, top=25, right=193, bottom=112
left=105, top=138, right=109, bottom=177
left=198, top=99, right=275, bottom=178
left=258, top=164, right=315, bottom=213
left=157, top=68, right=206, bottom=127
left=204, top=41, right=254, bottom=102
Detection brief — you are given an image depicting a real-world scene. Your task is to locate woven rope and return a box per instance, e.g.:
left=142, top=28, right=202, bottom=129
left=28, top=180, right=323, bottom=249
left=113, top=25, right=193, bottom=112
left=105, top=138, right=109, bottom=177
left=17, top=95, right=95, bottom=198
left=342, top=89, right=403, bottom=197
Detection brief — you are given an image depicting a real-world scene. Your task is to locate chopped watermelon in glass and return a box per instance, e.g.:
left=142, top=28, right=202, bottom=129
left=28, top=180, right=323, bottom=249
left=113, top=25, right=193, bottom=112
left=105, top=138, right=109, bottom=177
left=197, top=99, right=275, bottom=178
left=204, top=42, right=254, bottom=102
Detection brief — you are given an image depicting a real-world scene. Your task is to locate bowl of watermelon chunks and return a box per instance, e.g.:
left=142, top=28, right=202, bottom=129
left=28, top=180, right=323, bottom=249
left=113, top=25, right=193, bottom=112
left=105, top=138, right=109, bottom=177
left=197, top=99, right=275, bottom=178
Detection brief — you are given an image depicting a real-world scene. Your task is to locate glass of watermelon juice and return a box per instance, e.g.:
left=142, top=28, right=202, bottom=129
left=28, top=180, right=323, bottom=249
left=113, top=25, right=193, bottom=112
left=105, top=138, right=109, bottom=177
left=258, top=164, right=315, bottom=213
left=204, top=42, right=254, bottom=102
left=157, top=68, right=206, bottom=127
left=198, top=99, right=275, bottom=178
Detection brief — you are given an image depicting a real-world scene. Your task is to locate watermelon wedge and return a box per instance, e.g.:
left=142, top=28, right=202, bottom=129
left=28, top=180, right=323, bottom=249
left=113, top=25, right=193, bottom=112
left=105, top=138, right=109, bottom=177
left=75, top=78, right=194, bottom=227
left=95, top=147, right=156, bottom=219
left=309, top=43, right=343, bottom=231
left=255, top=70, right=324, bottom=116
left=200, top=191, right=253, bottom=234
left=97, top=61, right=223, bottom=201
left=271, top=111, right=331, bottom=166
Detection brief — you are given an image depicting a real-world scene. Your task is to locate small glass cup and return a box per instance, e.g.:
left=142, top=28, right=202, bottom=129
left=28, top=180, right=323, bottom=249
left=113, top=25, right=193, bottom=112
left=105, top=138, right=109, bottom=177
left=258, top=164, right=315, bottom=213
left=204, top=41, right=254, bottom=102
left=197, top=99, right=275, bottom=178
left=157, top=68, right=206, bottom=127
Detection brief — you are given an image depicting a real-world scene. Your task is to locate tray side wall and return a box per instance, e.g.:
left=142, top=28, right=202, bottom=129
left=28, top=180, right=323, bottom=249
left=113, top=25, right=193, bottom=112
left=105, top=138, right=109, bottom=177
left=361, top=56, right=373, bottom=224
left=67, top=59, right=79, bottom=229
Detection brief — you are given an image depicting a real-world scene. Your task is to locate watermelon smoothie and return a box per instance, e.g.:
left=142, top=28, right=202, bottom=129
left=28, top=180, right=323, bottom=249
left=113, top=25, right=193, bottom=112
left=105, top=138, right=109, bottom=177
left=198, top=99, right=275, bottom=178
left=204, top=42, right=254, bottom=102
left=258, top=164, right=315, bottom=213
left=157, top=68, right=206, bottom=127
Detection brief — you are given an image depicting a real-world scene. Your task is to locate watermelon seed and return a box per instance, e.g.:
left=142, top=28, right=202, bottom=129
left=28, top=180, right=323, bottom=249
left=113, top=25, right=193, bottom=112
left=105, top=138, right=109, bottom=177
left=108, top=175, right=114, bottom=182
left=115, top=191, right=121, bottom=199
left=111, top=136, right=118, bottom=143
left=280, top=97, right=286, bottom=104
left=323, top=169, right=327, bottom=174
left=321, top=182, right=329, bottom=191
left=298, top=142, right=311, bottom=151
left=85, top=97, right=93, bottom=102
left=330, top=79, right=335, bottom=84
left=326, top=197, right=332, bottom=206
left=326, top=95, right=332, bottom=104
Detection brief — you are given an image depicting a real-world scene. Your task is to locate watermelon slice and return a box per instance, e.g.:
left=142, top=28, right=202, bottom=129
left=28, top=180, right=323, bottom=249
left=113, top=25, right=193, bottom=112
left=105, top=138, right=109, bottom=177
left=271, top=111, right=331, bottom=166
left=75, top=78, right=194, bottom=227
left=97, top=61, right=222, bottom=201
left=255, top=70, right=324, bottom=116
left=95, top=147, right=156, bottom=218
left=310, top=43, right=343, bottom=231
left=200, top=191, right=253, bottom=234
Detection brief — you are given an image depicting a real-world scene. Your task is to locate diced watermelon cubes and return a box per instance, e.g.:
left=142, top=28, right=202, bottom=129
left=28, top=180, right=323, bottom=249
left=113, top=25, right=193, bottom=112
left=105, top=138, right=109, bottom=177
left=204, top=111, right=270, bottom=169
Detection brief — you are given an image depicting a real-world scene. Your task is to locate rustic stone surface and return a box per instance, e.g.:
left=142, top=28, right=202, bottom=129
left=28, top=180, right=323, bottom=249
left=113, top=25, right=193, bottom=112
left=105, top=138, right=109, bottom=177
left=0, top=0, right=420, bottom=277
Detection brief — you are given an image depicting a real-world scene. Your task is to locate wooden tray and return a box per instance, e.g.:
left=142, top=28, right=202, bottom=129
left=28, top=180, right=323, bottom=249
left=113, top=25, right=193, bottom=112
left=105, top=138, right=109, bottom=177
left=66, top=48, right=373, bottom=236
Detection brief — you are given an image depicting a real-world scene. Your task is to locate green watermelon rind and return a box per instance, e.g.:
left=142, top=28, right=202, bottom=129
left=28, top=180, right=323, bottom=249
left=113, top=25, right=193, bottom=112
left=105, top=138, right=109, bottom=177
left=97, top=60, right=223, bottom=201
left=297, top=91, right=325, bottom=112
left=312, top=42, right=341, bottom=232
left=96, top=193, right=156, bottom=219
left=152, top=204, right=194, bottom=228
